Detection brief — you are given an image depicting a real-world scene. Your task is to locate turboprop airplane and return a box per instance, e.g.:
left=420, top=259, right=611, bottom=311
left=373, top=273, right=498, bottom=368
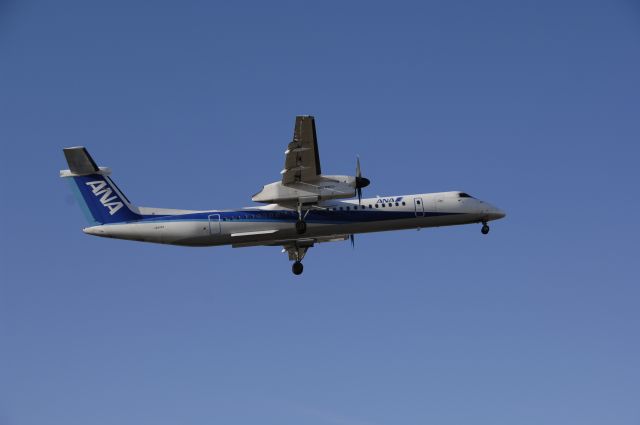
left=61, top=115, right=505, bottom=275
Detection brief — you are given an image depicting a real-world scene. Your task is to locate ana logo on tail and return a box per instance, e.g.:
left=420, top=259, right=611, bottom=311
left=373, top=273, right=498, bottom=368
left=85, top=180, right=124, bottom=215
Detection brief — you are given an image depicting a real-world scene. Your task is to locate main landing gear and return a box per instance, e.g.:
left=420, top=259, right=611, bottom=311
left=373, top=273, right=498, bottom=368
left=285, top=244, right=309, bottom=275
left=481, top=221, right=490, bottom=235
left=292, top=261, right=304, bottom=275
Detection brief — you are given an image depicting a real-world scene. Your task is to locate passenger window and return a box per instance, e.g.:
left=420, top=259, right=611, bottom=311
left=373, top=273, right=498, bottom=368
left=388, top=203, right=392, bottom=207
left=375, top=204, right=379, bottom=208
left=339, top=207, right=343, bottom=211
left=369, top=204, right=372, bottom=208
left=417, top=200, right=421, bottom=204
left=402, top=202, right=406, bottom=206
left=395, top=202, right=399, bottom=206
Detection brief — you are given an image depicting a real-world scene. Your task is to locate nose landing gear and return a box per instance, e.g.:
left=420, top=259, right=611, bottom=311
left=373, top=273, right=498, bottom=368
left=481, top=221, right=490, bottom=235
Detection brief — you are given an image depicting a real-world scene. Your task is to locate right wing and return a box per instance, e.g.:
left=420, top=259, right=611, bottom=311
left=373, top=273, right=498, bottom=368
left=252, top=115, right=356, bottom=204
left=281, top=116, right=322, bottom=185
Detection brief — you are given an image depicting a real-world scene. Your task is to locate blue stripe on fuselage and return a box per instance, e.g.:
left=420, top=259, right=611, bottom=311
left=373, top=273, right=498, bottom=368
left=99, top=209, right=461, bottom=226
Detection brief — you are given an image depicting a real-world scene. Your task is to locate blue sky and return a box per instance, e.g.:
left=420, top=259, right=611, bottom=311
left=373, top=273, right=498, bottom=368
left=1, top=0, right=639, bottom=424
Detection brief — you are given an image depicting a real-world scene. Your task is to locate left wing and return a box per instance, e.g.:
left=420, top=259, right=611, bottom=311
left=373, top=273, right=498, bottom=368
left=232, top=233, right=349, bottom=267
left=281, top=116, right=322, bottom=185
left=231, top=234, right=349, bottom=249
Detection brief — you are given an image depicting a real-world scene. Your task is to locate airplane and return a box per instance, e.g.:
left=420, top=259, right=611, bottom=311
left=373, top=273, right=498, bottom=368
left=60, top=115, right=506, bottom=275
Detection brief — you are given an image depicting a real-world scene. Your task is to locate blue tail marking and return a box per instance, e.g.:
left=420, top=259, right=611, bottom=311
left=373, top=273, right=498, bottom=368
left=69, top=175, right=141, bottom=224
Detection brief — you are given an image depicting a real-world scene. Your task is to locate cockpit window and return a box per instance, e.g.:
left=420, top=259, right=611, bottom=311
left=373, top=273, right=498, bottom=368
left=459, top=192, right=473, bottom=198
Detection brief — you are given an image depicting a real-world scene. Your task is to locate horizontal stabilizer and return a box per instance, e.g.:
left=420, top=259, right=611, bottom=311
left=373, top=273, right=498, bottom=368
left=62, top=147, right=102, bottom=176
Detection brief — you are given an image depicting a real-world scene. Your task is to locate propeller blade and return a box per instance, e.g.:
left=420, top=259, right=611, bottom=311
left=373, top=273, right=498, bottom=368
left=354, top=157, right=370, bottom=189
left=355, top=156, right=369, bottom=205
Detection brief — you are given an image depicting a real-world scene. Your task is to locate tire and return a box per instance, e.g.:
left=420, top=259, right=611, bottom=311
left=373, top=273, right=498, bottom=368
left=292, top=261, right=304, bottom=275
left=481, top=225, right=490, bottom=235
left=295, top=220, right=307, bottom=234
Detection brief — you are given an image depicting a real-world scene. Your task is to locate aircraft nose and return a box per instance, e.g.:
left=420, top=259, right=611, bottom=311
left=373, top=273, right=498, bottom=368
left=482, top=202, right=506, bottom=221
left=492, top=208, right=506, bottom=220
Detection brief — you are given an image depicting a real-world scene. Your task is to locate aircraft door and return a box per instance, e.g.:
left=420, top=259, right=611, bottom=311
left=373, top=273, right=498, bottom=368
left=414, top=197, right=425, bottom=217
left=208, top=214, right=221, bottom=234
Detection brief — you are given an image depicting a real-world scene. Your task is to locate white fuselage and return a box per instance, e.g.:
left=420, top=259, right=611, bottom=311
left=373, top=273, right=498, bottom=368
left=83, top=191, right=505, bottom=247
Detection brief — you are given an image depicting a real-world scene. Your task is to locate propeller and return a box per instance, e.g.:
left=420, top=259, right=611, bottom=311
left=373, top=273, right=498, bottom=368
left=355, top=156, right=370, bottom=205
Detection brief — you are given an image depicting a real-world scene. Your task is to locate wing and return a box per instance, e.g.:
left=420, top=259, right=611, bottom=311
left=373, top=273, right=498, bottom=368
left=231, top=234, right=349, bottom=249
left=281, top=116, right=322, bottom=185
left=253, top=115, right=355, bottom=204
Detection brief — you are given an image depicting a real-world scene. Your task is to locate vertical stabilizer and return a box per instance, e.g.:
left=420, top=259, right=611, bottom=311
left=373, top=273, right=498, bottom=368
left=60, top=147, right=141, bottom=224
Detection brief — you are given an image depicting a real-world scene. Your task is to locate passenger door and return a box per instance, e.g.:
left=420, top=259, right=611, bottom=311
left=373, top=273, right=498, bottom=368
left=208, top=214, right=221, bottom=234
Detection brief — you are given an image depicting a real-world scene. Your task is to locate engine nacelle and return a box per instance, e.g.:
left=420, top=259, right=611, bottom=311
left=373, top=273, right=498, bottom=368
left=252, top=175, right=356, bottom=204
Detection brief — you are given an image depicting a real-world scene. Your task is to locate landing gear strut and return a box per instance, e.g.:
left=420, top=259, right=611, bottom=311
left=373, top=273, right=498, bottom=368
left=285, top=244, right=309, bottom=275
left=295, top=203, right=308, bottom=234
left=481, top=221, right=490, bottom=235
left=292, top=261, right=304, bottom=275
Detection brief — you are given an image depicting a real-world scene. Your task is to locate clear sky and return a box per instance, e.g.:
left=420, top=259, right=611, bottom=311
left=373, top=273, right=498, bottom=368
left=1, top=0, right=639, bottom=424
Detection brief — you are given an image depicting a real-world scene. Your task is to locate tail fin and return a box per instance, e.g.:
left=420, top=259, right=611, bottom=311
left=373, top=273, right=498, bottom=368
left=60, top=147, right=141, bottom=224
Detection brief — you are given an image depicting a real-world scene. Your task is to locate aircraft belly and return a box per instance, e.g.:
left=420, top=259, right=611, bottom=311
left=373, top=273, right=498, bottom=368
left=90, top=212, right=480, bottom=247
left=220, top=214, right=478, bottom=246
left=224, top=213, right=477, bottom=246
left=163, top=221, right=213, bottom=245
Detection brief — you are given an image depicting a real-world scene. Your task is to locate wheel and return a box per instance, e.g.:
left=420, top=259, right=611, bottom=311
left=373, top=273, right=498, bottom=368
left=292, top=261, right=304, bottom=275
left=295, top=219, right=307, bottom=234
left=481, top=224, right=490, bottom=235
